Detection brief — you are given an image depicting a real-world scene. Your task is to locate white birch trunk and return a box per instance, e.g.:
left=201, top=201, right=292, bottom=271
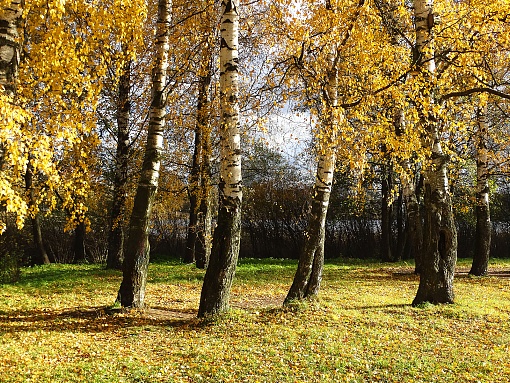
left=218, top=1, right=241, bottom=204
left=0, top=0, right=22, bottom=97
left=412, top=0, right=457, bottom=305
left=118, top=0, right=171, bottom=308
left=285, top=56, right=339, bottom=302
left=198, top=0, right=241, bottom=317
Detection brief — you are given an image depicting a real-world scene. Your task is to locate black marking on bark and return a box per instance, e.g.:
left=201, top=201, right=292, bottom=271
left=427, top=13, right=435, bottom=30
left=224, top=62, right=238, bottom=72
left=224, top=0, right=236, bottom=13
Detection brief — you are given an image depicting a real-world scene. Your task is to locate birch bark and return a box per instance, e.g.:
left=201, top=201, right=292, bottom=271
left=412, top=0, right=457, bottom=305
left=285, top=62, right=339, bottom=303
left=198, top=0, right=241, bottom=317
left=117, top=0, right=171, bottom=308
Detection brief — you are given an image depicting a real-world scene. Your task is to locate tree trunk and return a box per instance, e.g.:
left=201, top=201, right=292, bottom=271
left=396, top=188, right=404, bottom=261
left=73, top=221, right=87, bottom=263
left=195, top=155, right=213, bottom=270
left=0, top=0, right=21, bottom=97
left=194, top=72, right=213, bottom=269
left=470, top=107, right=491, bottom=276
left=413, top=162, right=457, bottom=305
left=107, top=59, right=131, bottom=270
left=24, top=160, right=50, bottom=264
left=185, top=9, right=215, bottom=267
left=402, top=171, right=423, bottom=273
left=117, top=0, right=171, bottom=309
left=184, top=73, right=211, bottom=269
left=381, top=161, right=393, bottom=262
left=184, top=178, right=198, bottom=264
left=184, top=101, right=206, bottom=264
left=285, top=142, right=336, bottom=303
left=412, top=0, right=457, bottom=305
left=285, top=54, right=338, bottom=303
left=198, top=0, right=241, bottom=317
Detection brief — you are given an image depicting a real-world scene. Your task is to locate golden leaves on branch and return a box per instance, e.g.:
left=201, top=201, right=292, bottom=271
left=0, top=0, right=148, bottom=232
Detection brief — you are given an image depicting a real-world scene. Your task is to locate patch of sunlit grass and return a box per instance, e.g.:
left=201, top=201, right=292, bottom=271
left=0, top=258, right=509, bottom=382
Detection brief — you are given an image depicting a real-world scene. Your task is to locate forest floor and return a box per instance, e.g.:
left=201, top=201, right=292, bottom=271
left=0, top=257, right=509, bottom=382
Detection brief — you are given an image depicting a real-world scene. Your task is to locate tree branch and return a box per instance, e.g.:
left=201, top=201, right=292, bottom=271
left=440, top=87, right=510, bottom=102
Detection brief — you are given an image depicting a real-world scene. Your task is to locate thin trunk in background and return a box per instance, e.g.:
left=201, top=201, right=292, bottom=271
left=402, top=171, right=423, bottom=273
left=185, top=1, right=215, bottom=268
left=24, top=160, right=50, bottom=264
left=394, top=110, right=423, bottom=269
left=396, top=188, right=404, bottom=261
left=73, top=220, right=87, bottom=263
left=117, top=0, right=171, bottom=308
left=198, top=0, right=241, bottom=317
left=184, top=74, right=211, bottom=265
left=470, top=106, right=491, bottom=276
left=195, top=123, right=213, bottom=269
left=381, top=156, right=394, bottom=262
left=107, top=59, right=131, bottom=270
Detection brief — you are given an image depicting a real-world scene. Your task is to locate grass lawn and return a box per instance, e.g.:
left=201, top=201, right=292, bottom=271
left=1, top=258, right=509, bottom=382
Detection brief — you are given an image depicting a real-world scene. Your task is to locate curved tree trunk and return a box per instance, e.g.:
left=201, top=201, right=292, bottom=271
left=285, top=50, right=338, bottom=304
left=470, top=107, right=491, bottom=276
left=117, top=0, right=171, bottom=308
left=198, top=0, right=241, bottom=317
left=107, top=59, right=131, bottom=270
left=412, top=0, right=457, bottom=305
left=285, top=139, right=336, bottom=303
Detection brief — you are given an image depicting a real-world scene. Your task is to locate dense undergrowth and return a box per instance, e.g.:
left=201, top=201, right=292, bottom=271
left=0, top=258, right=509, bottom=382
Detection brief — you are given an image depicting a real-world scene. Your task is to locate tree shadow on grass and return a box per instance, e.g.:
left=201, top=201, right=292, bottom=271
left=345, top=268, right=510, bottom=282
left=352, top=303, right=411, bottom=311
left=0, top=305, right=198, bottom=334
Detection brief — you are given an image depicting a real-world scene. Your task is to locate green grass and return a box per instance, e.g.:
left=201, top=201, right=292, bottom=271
left=1, top=258, right=510, bottom=382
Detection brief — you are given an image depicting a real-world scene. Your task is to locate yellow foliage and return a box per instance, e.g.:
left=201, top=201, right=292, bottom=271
left=0, top=0, right=147, bottom=232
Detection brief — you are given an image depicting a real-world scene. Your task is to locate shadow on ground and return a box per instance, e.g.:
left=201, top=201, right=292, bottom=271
left=0, top=305, right=197, bottom=334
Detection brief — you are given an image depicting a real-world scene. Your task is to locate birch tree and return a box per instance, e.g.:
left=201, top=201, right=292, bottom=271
left=198, top=0, right=241, bottom=317
left=278, top=0, right=398, bottom=302
left=0, top=0, right=21, bottom=97
left=409, top=0, right=460, bottom=305
left=285, top=54, right=339, bottom=302
left=118, top=0, right=171, bottom=308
